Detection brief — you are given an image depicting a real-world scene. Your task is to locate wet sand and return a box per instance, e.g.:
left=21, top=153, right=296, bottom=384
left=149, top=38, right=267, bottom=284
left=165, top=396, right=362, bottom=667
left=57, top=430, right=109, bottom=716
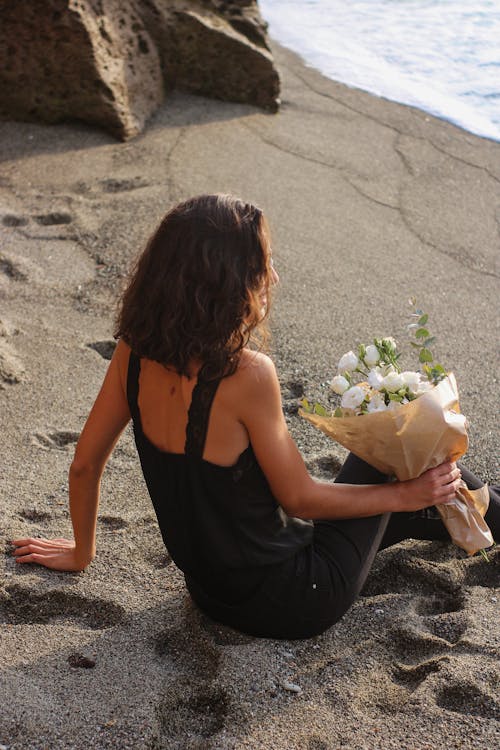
left=1, top=43, right=499, bottom=749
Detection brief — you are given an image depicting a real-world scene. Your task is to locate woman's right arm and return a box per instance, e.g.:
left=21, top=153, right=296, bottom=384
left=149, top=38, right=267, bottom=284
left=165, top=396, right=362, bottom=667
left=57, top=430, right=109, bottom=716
left=12, top=342, right=131, bottom=570
left=238, top=353, right=461, bottom=520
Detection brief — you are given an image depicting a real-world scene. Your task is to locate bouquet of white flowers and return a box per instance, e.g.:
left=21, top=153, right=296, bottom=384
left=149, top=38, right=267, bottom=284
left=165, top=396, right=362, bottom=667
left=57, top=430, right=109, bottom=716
left=300, top=303, right=493, bottom=555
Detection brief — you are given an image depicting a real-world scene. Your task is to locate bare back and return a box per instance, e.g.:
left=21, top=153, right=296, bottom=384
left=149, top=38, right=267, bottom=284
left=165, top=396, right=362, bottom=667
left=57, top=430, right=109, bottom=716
left=116, top=341, right=255, bottom=466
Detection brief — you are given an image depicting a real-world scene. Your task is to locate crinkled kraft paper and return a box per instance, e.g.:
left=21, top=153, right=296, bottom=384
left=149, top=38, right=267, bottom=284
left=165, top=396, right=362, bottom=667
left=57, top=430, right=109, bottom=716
left=300, top=374, right=492, bottom=555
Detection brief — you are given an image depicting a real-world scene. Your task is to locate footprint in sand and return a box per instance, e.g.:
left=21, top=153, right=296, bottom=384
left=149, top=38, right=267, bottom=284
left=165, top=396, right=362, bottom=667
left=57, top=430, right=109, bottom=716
left=413, top=594, right=469, bottom=645
left=1, top=214, right=29, bottom=227
left=154, top=610, right=232, bottom=744
left=99, top=515, right=129, bottom=531
left=435, top=680, right=500, bottom=719
left=0, top=584, right=125, bottom=629
left=144, top=550, right=172, bottom=569
left=0, top=320, right=26, bottom=387
left=19, top=509, right=52, bottom=523
left=87, top=340, right=116, bottom=360
left=462, top=550, right=499, bottom=588
left=155, top=680, right=229, bottom=745
left=0, top=340, right=25, bottom=387
left=308, top=739, right=329, bottom=750
left=99, top=177, right=148, bottom=193
left=155, top=678, right=229, bottom=750
left=31, top=430, right=80, bottom=451
left=392, top=656, right=449, bottom=690
left=0, top=254, right=28, bottom=281
left=34, top=212, right=73, bottom=226
left=281, top=379, right=304, bottom=416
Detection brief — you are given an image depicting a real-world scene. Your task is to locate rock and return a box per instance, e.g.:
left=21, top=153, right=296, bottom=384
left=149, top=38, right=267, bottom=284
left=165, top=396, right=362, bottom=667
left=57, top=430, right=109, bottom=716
left=282, top=680, right=303, bottom=694
left=0, top=1, right=279, bottom=140
left=0, top=0, right=164, bottom=140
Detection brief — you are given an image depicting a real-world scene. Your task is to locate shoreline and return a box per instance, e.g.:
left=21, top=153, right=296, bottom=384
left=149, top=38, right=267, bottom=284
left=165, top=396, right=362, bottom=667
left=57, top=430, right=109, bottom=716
left=1, top=42, right=499, bottom=750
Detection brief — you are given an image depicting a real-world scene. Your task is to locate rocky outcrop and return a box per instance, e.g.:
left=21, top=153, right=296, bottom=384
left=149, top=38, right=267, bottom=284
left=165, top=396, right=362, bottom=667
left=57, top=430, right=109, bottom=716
left=0, top=0, right=280, bottom=140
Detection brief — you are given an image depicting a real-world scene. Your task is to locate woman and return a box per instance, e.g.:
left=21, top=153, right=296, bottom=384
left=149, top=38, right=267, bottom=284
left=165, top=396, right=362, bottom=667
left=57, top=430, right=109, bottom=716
left=11, top=194, right=498, bottom=639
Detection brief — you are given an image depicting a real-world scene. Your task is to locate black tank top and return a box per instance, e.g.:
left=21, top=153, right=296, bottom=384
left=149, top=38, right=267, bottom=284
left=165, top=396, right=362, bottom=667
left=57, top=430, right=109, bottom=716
left=127, top=352, right=313, bottom=601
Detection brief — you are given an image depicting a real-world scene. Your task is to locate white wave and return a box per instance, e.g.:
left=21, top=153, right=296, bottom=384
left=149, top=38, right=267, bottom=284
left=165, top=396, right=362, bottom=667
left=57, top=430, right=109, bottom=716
left=260, top=0, right=500, bottom=142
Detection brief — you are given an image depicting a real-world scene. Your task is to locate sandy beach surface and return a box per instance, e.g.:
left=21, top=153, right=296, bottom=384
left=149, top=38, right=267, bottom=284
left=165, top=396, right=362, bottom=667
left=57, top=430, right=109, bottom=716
left=1, top=43, right=499, bottom=750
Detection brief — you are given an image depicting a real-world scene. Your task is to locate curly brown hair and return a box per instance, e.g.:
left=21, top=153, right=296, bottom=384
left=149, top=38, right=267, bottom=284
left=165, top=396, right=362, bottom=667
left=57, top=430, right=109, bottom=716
left=115, top=194, right=273, bottom=379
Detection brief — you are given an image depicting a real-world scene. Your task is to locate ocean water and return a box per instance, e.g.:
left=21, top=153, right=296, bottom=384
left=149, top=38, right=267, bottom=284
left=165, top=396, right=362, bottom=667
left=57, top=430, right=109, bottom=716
left=259, top=0, right=500, bottom=142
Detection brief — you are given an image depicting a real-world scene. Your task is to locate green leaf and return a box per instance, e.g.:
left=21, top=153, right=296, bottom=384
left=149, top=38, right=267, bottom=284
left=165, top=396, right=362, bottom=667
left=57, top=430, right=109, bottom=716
left=300, top=398, right=311, bottom=412
left=433, top=364, right=446, bottom=374
left=415, top=327, right=430, bottom=339
left=419, top=348, right=433, bottom=363
left=389, top=393, right=403, bottom=402
left=424, top=336, right=436, bottom=346
left=334, top=407, right=344, bottom=418
left=418, top=314, right=428, bottom=325
left=314, top=403, right=329, bottom=417
left=410, top=341, right=422, bottom=349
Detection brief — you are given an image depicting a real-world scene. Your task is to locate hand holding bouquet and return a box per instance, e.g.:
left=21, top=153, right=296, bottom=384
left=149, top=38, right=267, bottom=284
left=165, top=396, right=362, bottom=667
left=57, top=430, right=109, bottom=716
left=300, top=303, right=493, bottom=555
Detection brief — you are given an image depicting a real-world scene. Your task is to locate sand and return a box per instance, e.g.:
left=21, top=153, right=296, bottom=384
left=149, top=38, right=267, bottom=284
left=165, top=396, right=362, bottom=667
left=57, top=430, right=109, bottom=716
left=1, top=43, right=499, bottom=750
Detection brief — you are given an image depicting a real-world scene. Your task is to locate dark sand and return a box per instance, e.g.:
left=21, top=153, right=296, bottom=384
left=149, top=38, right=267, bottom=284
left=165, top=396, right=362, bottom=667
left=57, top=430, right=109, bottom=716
left=1, top=43, right=499, bottom=750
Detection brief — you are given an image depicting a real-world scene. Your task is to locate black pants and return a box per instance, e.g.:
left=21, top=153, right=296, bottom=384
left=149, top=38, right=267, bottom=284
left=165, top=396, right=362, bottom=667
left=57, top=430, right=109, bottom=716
left=188, top=454, right=499, bottom=639
left=315, top=454, right=499, bottom=604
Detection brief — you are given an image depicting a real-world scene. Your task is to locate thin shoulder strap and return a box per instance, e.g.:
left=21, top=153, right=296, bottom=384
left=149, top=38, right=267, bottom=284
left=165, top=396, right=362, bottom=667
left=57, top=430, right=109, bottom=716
left=185, top=374, right=221, bottom=457
left=126, top=351, right=142, bottom=426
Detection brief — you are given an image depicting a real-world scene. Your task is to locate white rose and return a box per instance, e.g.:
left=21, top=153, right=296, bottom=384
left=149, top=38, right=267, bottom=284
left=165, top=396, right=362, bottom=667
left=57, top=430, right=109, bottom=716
left=368, top=367, right=384, bottom=389
left=337, top=350, right=359, bottom=373
left=401, top=370, right=421, bottom=394
left=382, top=371, right=405, bottom=392
left=330, top=375, right=350, bottom=395
left=364, top=344, right=380, bottom=367
left=366, top=392, right=387, bottom=413
left=415, top=380, right=433, bottom=395
left=382, top=336, right=397, bottom=349
left=341, top=385, right=366, bottom=410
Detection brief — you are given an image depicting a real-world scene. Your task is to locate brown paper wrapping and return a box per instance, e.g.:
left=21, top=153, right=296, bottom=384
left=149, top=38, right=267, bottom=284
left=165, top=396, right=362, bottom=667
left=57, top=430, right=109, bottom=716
left=300, top=373, right=493, bottom=555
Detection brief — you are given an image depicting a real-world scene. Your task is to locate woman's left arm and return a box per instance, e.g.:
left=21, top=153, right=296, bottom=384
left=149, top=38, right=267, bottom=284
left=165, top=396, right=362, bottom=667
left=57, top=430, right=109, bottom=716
left=12, top=342, right=131, bottom=571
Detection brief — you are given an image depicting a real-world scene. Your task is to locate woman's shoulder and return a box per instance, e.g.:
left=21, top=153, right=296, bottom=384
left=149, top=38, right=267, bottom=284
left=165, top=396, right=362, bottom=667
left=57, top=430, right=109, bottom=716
left=111, top=339, right=132, bottom=394
left=227, top=350, right=280, bottom=408
left=237, top=349, right=277, bottom=382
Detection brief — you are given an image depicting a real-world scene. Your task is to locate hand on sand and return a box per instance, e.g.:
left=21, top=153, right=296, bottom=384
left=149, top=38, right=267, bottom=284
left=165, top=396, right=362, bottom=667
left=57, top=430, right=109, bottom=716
left=10, top=538, right=90, bottom=571
left=400, top=461, right=462, bottom=512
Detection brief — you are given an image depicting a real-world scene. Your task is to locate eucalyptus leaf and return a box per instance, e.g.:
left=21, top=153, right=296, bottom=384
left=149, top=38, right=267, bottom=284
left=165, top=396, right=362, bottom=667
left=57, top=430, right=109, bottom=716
left=314, top=403, right=329, bottom=417
left=419, top=348, right=433, bottom=363
left=424, top=336, right=436, bottom=346
left=418, top=314, right=428, bottom=325
left=416, top=327, right=430, bottom=339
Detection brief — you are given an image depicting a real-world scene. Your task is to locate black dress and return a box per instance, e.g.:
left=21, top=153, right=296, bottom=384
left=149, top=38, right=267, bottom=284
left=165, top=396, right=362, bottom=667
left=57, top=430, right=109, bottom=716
left=126, top=352, right=499, bottom=639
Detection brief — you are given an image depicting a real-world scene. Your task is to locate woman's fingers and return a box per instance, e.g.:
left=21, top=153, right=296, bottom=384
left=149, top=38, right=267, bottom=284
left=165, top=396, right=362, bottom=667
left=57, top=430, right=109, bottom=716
left=432, top=474, right=463, bottom=505
left=15, top=552, right=45, bottom=565
left=10, top=539, right=81, bottom=571
left=11, top=538, right=76, bottom=566
left=11, top=537, right=73, bottom=549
